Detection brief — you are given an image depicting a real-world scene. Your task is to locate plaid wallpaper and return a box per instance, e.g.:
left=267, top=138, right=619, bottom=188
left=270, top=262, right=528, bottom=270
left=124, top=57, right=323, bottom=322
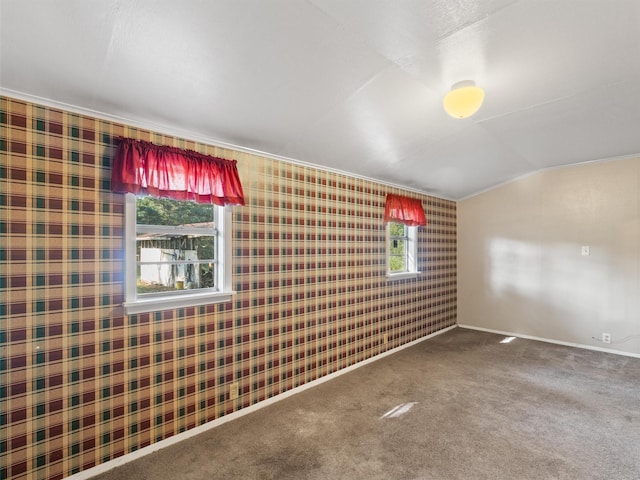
left=0, top=96, right=457, bottom=480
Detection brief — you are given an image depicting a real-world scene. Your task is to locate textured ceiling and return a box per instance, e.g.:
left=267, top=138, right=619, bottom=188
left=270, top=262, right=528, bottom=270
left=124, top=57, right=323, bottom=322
left=1, top=0, right=639, bottom=199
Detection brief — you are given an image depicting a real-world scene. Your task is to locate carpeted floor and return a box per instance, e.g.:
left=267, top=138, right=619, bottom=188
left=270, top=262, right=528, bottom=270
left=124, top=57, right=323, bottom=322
left=91, top=327, right=640, bottom=480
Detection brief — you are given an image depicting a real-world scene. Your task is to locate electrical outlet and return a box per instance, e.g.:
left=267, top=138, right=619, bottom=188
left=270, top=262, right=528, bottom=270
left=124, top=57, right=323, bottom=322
left=383, top=333, right=388, bottom=345
left=602, top=333, right=611, bottom=344
left=229, top=382, right=239, bottom=400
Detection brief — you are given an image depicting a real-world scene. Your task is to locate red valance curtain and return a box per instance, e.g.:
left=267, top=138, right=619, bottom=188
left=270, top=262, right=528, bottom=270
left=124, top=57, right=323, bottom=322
left=111, top=138, right=245, bottom=206
left=383, top=194, right=427, bottom=226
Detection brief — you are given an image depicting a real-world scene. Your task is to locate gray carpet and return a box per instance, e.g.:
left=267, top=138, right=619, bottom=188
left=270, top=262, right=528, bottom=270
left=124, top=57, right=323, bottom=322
left=92, top=328, right=640, bottom=480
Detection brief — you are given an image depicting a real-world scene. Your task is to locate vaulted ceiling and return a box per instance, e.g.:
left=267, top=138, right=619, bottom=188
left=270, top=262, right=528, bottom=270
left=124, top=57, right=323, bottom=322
left=2, top=0, right=639, bottom=199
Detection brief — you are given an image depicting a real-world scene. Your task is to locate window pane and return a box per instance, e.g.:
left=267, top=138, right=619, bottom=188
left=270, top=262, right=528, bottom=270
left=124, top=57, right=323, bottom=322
left=389, top=222, right=411, bottom=274
left=389, top=222, right=406, bottom=237
left=137, top=235, right=216, bottom=294
left=390, top=238, right=405, bottom=255
left=137, top=261, right=216, bottom=294
left=389, top=255, right=406, bottom=272
left=137, top=197, right=214, bottom=226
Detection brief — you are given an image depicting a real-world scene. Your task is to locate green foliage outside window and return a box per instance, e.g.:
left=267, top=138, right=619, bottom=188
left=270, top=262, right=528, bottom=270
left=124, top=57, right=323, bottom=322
left=389, top=222, right=407, bottom=272
left=137, top=196, right=214, bottom=225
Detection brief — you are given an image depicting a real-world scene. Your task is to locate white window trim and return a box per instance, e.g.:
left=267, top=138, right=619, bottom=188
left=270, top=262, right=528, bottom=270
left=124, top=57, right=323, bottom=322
left=386, top=223, right=421, bottom=281
left=122, top=193, right=235, bottom=314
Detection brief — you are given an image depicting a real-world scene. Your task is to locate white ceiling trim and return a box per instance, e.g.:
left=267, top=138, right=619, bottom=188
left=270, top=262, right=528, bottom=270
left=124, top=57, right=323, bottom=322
left=1, top=87, right=452, bottom=200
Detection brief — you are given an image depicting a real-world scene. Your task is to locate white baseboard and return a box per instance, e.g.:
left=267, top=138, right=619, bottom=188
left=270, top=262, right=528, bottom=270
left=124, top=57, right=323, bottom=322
left=65, top=325, right=456, bottom=480
left=457, top=324, right=640, bottom=359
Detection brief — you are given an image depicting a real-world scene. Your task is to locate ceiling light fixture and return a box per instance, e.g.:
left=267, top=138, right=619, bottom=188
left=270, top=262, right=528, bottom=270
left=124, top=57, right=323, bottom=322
left=443, top=80, right=485, bottom=119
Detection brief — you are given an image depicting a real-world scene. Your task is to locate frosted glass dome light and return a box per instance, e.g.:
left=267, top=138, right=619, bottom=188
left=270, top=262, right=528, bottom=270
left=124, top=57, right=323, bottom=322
left=443, top=80, right=485, bottom=119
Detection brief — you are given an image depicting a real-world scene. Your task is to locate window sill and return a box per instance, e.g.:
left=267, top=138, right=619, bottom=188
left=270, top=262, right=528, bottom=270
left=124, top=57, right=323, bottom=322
left=386, top=271, right=421, bottom=281
left=123, top=290, right=236, bottom=314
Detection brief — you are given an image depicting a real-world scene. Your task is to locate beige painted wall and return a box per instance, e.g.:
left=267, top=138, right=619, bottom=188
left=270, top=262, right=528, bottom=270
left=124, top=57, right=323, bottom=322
left=458, top=156, right=640, bottom=355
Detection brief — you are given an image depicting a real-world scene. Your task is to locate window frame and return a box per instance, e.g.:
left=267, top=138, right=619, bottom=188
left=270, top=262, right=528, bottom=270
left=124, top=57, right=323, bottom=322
left=123, top=193, right=235, bottom=314
left=386, top=222, right=420, bottom=280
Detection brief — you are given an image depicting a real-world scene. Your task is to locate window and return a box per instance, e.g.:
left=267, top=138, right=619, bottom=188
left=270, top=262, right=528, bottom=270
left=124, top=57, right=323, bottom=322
left=123, top=194, right=234, bottom=314
left=383, top=193, right=425, bottom=280
left=387, top=222, right=419, bottom=279
left=111, top=137, right=245, bottom=314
